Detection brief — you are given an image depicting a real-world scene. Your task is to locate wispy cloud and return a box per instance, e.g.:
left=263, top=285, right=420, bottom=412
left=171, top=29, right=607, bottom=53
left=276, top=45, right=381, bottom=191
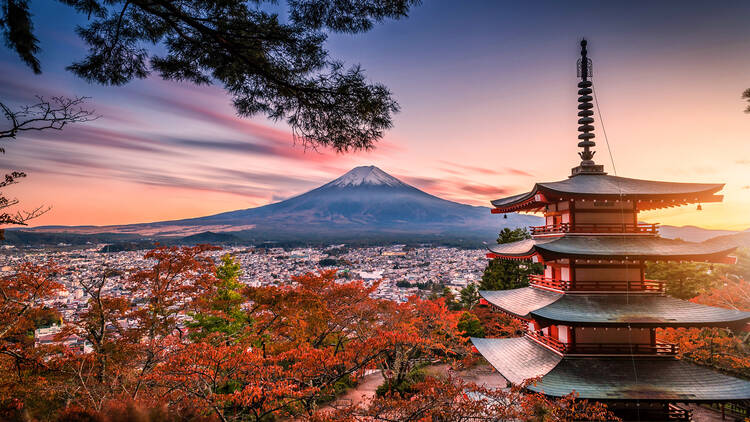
left=459, top=184, right=510, bottom=196
left=440, top=160, right=533, bottom=177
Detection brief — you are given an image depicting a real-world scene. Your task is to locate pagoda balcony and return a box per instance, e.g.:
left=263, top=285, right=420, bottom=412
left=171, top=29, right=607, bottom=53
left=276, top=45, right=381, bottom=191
left=526, top=331, right=678, bottom=356
left=528, top=275, right=665, bottom=293
left=529, top=222, right=659, bottom=236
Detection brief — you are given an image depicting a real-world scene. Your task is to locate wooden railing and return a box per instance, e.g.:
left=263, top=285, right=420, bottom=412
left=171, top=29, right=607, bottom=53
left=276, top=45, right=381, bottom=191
left=667, top=404, right=693, bottom=421
left=526, top=331, right=567, bottom=353
left=568, top=342, right=678, bottom=355
left=528, top=275, right=665, bottom=293
left=526, top=332, right=678, bottom=356
left=530, top=222, right=658, bottom=235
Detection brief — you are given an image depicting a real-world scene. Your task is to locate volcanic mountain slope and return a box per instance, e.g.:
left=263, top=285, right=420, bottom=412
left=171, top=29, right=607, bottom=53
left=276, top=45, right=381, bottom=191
left=25, top=166, right=541, bottom=244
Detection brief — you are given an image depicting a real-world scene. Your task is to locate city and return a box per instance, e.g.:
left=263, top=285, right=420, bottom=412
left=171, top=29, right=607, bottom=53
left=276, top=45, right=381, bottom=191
left=1, top=244, right=487, bottom=348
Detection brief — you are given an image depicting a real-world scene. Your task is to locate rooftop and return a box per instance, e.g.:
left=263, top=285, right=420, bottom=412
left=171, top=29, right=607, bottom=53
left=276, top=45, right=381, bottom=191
left=472, top=336, right=750, bottom=402
left=486, top=235, right=736, bottom=262
left=479, top=287, right=750, bottom=328
left=491, top=174, right=724, bottom=212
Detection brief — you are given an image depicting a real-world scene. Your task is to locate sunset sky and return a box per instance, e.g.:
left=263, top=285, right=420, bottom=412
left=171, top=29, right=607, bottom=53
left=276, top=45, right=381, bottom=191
left=3, top=0, right=750, bottom=230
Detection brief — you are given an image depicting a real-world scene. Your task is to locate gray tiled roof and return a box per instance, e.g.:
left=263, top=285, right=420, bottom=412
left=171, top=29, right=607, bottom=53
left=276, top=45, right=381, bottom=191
left=491, top=174, right=723, bottom=207
left=531, top=294, right=750, bottom=328
left=471, top=337, right=561, bottom=385
left=475, top=337, right=750, bottom=402
left=479, top=287, right=561, bottom=318
left=533, top=357, right=750, bottom=402
left=487, top=236, right=736, bottom=261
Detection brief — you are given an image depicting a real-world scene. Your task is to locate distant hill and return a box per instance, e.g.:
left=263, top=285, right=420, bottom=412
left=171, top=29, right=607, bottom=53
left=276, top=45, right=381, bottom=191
left=179, top=231, right=243, bottom=245
left=705, top=230, right=750, bottom=250
left=16, top=166, right=542, bottom=247
left=658, top=225, right=740, bottom=242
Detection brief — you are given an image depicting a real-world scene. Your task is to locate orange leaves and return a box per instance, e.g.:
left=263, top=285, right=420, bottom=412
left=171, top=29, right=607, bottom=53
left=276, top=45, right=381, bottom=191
left=471, top=305, right=525, bottom=338
left=0, top=248, right=625, bottom=421
left=658, top=277, right=750, bottom=378
left=0, top=260, right=64, bottom=340
left=690, top=277, right=750, bottom=312
left=316, top=375, right=618, bottom=422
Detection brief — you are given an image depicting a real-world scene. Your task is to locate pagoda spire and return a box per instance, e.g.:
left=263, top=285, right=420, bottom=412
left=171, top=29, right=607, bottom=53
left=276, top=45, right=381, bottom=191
left=571, top=39, right=605, bottom=176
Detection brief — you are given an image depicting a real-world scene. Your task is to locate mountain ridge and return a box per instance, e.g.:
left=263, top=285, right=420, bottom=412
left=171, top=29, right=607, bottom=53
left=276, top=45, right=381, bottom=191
left=19, top=166, right=541, bottom=245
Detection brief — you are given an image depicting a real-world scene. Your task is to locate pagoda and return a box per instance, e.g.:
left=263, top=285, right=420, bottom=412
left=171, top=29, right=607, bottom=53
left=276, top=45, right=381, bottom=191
left=471, top=40, right=750, bottom=421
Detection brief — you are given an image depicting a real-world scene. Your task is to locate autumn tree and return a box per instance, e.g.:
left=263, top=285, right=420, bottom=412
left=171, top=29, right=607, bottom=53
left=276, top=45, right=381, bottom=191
left=470, top=305, right=526, bottom=339
left=150, top=271, right=386, bottom=420
left=481, top=228, right=542, bottom=291
left=657, top=277, right=750, bottom=378
left=315, top=375, right=618, bottom=422
left=376, top=296, right=464, bottom=395
left=0, top=261, right=64, bottom=417
left=53, top=245, right=220, bottom=411
left=0, top=248, right=626, bottom=421
left=2, top=0, right=420, bottom=151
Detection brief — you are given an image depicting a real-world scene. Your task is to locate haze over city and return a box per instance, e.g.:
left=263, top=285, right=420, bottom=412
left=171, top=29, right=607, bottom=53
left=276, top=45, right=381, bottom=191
left=4, top=0, right=750, bottom=230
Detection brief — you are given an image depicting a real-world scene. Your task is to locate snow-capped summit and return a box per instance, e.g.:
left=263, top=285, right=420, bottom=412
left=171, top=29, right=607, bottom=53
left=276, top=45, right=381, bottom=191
left=326, top=165, right=407, bottom=188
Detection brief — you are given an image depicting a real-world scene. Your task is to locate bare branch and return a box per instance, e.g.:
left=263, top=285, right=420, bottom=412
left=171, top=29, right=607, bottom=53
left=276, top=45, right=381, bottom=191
left=0, top=96, right=100, bottom=141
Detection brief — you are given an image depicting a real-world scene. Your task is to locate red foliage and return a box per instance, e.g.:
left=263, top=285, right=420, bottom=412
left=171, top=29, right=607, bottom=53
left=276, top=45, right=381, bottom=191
left=313, top=375, right=618, bottom=421
left=0, top=261, right=64, bottom=416
left=690, top=277, right=750, bottom=312
left=0, top=248, right=629, bottom=421
left=658, top=277, right=750, bottom=378
left=471, top=305, right=526, bottom=338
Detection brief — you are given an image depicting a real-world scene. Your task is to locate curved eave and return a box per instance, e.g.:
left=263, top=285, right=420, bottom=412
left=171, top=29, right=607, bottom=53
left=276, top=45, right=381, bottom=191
left=490, top=189, right=546, bottom=213
left=530, top=294, right=750, bottom=329
left=471, top=337, right=562, bottom=385
left=490, top=176, right=725, bottom=213
left=479, top=288, right=561, bottom=319
left=530, top=357, right=750, bottom=403
left=474, top=337, right=750, bottom=402
left=487, top=236, right=736, bottom=264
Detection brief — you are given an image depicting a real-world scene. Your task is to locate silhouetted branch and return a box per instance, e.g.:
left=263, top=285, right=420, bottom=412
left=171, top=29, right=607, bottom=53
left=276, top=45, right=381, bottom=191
left=0, top=96, right=99, bottom=143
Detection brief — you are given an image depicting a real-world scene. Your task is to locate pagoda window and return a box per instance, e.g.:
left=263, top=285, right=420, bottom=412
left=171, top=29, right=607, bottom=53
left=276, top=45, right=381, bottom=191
left=573, top=210, right=635, bottom=225
left=574, top=327, right=650, bottom=344
left=558, top=325, right=569, bottom=344
left=575, top=266, right=641, bottom=282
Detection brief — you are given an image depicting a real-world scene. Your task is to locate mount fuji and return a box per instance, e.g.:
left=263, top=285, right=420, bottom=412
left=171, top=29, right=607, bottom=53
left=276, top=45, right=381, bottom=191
left=18, top=166, right=541, bottom=246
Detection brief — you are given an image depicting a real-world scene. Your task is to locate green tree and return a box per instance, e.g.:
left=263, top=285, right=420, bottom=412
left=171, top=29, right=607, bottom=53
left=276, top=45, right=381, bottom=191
left=645, top=261, right=723, bottom=299
left=458, top=283, right=479, bottom=310
left=189, top=254, right=250, bottom=342
left=2, top=0, right=420, bottom=151
left=440, top=287, right=461, bottom=311
left=480, top=228, right=542, bottom=291
left=456, top=311, right=484, bottom=339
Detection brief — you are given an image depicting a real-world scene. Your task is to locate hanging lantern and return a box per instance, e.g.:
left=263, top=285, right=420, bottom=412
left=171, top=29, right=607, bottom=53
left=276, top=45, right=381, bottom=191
left=697, top=204, right=703, bottom=211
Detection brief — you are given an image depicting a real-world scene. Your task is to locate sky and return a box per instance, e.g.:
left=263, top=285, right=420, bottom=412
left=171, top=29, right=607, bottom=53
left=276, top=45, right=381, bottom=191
left=3, top=0, right=750, bottom=230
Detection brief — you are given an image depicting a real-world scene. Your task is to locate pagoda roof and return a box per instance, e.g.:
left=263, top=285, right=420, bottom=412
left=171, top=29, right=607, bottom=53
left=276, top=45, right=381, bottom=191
left=479, top=288, right=561, bottom=319
left=487, top=235, right=735, bottom=262
left=491, top=174, right=724, bottom=212
left=471, top=336, right=561, bottom=384
left=531, top=294, right=750, bottom=328
left=480, top=287, right=750, bottom=328
left=472, top=336, right=750, bottom=402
